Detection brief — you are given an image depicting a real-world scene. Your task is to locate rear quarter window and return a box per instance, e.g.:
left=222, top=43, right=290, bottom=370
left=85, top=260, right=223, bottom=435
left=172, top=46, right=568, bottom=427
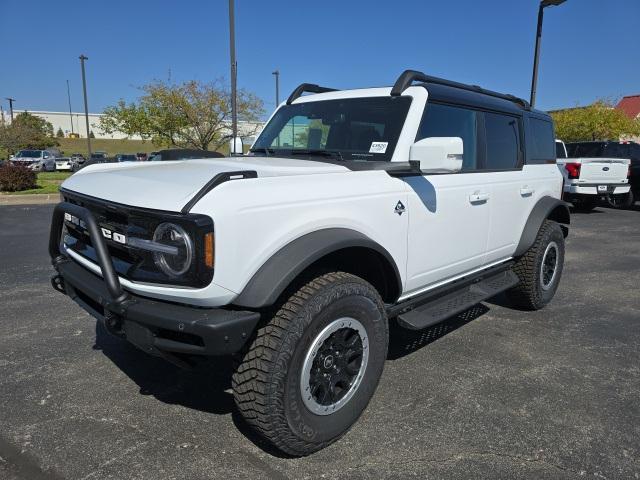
left=526, top=117, right=555, bottom=164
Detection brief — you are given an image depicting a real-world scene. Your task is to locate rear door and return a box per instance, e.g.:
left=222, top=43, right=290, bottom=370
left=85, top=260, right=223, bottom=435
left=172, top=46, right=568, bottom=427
left=481, top=112, right=544, bottom=263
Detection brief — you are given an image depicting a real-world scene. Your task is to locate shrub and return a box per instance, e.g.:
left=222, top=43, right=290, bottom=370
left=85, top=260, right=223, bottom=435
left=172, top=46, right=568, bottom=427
left=0, top=164, right=38, bottom=192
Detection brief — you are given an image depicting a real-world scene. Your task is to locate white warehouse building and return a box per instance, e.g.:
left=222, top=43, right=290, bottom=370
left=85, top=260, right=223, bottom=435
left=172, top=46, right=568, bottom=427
left=1, top=110, right=264, bottom=144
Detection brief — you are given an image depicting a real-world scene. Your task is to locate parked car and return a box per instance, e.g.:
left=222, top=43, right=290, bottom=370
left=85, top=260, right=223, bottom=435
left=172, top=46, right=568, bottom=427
left=11, top=149, right=58, bottom=172
left=90, top=152, right=108, bottom=161
left=564, top=141, right=639, bottom=209
left=50, top=69, right=569, bottom=456
left=148, top=149, right=225, bottom=161
left=136, top=152, right=148, bottom=161
left=70, top=153, right=86, bottom=165
left=557, top=140, right=631, bottom=211
left=115, top=154, right=137, bottom=162
left=55, top=157, right=74, bottom=171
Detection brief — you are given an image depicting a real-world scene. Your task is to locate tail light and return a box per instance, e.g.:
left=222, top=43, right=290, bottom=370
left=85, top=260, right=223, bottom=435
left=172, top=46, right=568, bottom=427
left=564, top=162, right=581, bottom=179
left=628, top=165, right=632, bottom=178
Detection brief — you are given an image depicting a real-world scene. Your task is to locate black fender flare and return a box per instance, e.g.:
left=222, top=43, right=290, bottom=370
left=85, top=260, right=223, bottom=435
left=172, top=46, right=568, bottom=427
left=233, top=228, right=402, bottom=309
left=514, top=196, right=570, bottom=257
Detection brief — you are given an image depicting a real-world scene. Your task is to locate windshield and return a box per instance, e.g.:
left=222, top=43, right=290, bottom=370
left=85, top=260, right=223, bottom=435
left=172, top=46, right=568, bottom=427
left=251, top=96, right=412, bottom=162
left=16, top=150, right=43, bottom=158
left=120, top=155, right=136, bottom=161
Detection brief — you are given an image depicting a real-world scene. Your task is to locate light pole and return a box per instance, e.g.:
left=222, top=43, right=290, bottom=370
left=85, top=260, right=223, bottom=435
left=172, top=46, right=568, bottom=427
left=79, top=55, right=92, bottom=157
left=228, top=0, right=238, bottom=155
left=5, top=97, right=15, bottom=121
left=530, top=0, right=566, bottom=107
left=272, top=69, right=280, bottom=146
left=272, top=70, right=280, bottom=106
left=66, top=80, right=74, bottom=135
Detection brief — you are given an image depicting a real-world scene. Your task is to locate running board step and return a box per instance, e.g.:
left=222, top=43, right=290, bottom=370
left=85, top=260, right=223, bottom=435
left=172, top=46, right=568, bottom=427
left=396, top=270, right=519, bottom=331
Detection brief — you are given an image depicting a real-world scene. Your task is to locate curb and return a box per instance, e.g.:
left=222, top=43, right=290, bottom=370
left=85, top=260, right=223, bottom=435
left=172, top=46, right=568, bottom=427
left=0, top=193, right=60, bottom=206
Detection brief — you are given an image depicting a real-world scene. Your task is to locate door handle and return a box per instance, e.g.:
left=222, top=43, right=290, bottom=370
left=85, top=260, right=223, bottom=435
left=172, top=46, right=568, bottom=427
left=468, top=192, right=490, bottom=204
left=520, top=186, right=535, bottom=196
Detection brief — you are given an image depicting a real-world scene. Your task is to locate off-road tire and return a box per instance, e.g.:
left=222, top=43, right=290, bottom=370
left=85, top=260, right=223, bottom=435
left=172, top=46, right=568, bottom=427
left=507, top=220, right=565, bottom=310
left=232, top=272, right=388, bottom=456
left=606, top=190, right=635, bottom=210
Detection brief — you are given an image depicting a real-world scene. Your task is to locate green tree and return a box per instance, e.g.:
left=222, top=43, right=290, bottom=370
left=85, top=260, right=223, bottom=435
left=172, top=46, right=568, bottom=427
left=551, top=99, right=640, bottom=142
left=0, top=112, right=58, bottom=154
left=100, top=78, right=264, bottom=151
left=56, top=127, right=65, bottom=138
left=13, top=112, right=55, bottom=138
left=89, top=130, right=95, bottom=138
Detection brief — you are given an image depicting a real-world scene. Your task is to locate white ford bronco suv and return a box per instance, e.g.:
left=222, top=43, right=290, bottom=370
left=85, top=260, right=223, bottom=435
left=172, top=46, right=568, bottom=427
left=50, top=70, right=570, bottom=456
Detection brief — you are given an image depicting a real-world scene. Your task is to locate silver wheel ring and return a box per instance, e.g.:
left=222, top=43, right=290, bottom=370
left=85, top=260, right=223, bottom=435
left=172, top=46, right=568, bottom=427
left=300, top=317, right=369, bottom=416
left=540, top=241, right=559, bottom=291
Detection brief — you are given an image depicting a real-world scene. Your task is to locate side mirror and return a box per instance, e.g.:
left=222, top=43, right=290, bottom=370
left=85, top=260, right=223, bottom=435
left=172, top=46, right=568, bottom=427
left=409, top=137, right=463, bottom=173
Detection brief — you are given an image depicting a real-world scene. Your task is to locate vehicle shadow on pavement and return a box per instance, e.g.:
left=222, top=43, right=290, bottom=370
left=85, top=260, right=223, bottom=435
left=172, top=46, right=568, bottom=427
left=387, top=303, right=490, bottom=360
left=93, top=322, right=236, bottom=415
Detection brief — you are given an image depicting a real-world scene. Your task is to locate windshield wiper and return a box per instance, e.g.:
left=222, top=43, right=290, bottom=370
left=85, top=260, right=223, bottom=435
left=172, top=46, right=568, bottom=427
left=290, top=149, right=344, bottom=161
left=249, top=147, right=274, bottom=156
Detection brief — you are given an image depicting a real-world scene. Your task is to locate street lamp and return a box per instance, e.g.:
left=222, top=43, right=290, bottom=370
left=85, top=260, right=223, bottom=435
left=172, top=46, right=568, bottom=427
left=79, top=55, right=92, bottom=157
left=272, top=70, right=280, bottom=106
left=228, top=0, right=238, bottom=155
left=530, top=0, right=567, bottom=107
left=272, top=69, right=280, bottom=147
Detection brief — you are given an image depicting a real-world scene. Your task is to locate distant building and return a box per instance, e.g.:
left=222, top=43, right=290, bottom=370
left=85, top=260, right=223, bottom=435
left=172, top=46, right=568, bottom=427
left=0, top=109, right=264, bottom=144
left=615, top=95, right=640, bottom=142
left=615, top=94, right=640, bottom=120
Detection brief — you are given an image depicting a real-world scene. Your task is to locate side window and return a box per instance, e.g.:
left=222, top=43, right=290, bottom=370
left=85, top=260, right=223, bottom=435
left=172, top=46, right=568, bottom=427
left=528, top=118, right=556, bottom=163
left=483, top=112, right=521, bottom=170
left=417, top=103, right=478, bottom=171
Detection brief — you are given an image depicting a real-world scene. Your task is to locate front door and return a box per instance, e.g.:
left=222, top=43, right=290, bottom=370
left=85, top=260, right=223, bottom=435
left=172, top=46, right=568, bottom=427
left=403, top=102, right=491, bottom=296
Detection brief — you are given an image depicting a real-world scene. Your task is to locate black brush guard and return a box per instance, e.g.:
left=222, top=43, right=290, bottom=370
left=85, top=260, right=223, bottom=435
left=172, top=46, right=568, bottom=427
left=49, top=201, right=260, bottom=366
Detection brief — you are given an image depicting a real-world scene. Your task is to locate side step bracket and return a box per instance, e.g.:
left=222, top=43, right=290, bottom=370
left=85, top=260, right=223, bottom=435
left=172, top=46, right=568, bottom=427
left=395, top=269, right=519, bottom=331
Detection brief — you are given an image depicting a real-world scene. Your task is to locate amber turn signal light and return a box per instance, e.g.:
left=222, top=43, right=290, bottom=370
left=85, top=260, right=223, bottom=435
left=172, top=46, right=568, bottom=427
left=204, top=232, right=214, bottom=269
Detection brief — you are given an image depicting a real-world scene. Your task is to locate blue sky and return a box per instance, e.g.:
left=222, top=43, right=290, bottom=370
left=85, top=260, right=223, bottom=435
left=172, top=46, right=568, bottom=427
left=1, top=0, right=638, bottom=117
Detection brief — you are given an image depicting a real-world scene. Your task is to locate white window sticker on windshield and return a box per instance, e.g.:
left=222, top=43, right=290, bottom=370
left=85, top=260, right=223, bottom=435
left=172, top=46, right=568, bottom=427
left=369, top=142, right=388, bottom=154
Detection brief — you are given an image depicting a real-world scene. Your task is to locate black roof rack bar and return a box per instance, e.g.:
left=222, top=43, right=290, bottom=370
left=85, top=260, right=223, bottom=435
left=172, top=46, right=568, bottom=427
left=390, top=69, right=530, bottom=110
left=286, top=83, right=338, bottom=105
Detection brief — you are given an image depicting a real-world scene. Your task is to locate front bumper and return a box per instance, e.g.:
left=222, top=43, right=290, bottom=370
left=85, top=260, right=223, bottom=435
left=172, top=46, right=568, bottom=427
left=50, top=202, right=260, bottom=362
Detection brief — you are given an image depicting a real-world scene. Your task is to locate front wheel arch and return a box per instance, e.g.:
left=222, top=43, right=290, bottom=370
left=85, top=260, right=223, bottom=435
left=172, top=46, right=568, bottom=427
left=233, top=228, right=402, bottom=309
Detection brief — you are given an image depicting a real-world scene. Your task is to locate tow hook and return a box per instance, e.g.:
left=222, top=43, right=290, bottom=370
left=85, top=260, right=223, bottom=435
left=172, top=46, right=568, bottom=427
left=51, top=274, right=66, bottom=295
left=104, top=310, right=125, bottom=337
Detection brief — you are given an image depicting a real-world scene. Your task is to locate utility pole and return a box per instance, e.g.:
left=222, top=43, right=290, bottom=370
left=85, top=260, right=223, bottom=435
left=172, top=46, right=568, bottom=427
left=5, top=97, right=15, bottom=121
left=66, top=80, right=74, bottom=135
left=79, top=55, right=92, bottom=157
left=228, top=0, right=238, bottom=155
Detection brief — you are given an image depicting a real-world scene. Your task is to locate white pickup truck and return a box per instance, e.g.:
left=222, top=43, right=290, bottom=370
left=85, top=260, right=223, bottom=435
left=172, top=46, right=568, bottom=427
left=556, top=140, right=630, bottom=211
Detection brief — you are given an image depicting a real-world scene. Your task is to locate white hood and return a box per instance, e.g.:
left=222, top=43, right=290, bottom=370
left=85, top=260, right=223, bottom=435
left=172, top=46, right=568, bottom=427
left=61, top=156, right=349, bottom=211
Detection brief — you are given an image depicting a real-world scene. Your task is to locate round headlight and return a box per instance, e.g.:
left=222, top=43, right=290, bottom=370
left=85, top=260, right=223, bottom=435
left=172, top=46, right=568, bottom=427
left=152, top=222, right=193, bottom=277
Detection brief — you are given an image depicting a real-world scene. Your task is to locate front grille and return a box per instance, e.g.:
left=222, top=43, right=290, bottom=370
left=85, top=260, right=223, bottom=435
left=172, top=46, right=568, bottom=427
left=60, top=189, right=214, bottom=288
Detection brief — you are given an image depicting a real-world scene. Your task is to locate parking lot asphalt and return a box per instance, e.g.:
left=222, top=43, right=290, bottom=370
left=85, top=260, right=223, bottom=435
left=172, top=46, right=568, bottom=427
left=1, top=203, right=639, bottom=480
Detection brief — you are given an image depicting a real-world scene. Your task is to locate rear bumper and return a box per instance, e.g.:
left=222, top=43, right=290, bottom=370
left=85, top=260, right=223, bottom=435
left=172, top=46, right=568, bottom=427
left=564, top=184, right=630, bottom=196
left=50, top=202, right=260, bottom=361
